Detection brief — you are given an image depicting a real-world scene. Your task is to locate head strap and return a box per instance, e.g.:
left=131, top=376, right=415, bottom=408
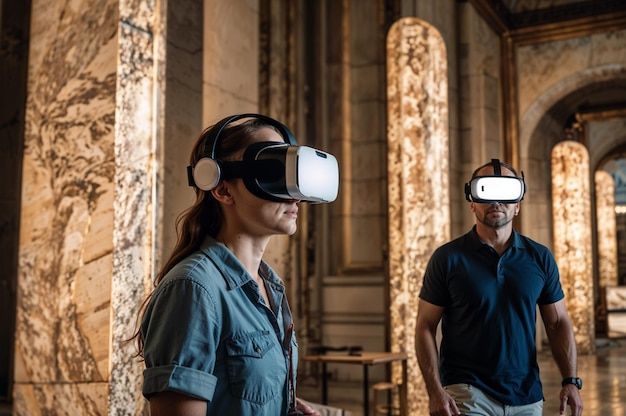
left=491, top=158, right=502, bottom=176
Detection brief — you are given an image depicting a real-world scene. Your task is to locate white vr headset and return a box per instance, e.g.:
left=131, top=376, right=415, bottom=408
left=464, top=159, right=526, bottom=203
left=188, top=114, right=339, bottom=203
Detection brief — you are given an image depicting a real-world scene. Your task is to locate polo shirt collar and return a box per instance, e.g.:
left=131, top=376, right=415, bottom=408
left=467, top=225, right=524, bottom=251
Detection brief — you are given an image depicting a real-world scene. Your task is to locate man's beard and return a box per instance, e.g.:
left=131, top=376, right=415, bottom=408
left=477, top=204, right=513, bottom=228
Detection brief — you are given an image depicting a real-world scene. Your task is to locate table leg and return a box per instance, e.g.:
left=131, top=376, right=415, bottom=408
left=322, top=362, right=328, bottom=405
left=400, top=360, right=408, bottom=416
left=363, top=365, right=369, bottom=416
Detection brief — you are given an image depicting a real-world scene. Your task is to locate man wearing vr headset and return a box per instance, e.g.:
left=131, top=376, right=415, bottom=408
left=133, top=114, right=338, bottom=416
left=416, top=160, right=582, bottom=416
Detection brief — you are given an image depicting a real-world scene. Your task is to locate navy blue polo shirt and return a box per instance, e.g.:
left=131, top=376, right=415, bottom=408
left=419, top=226, right=564, bottom=405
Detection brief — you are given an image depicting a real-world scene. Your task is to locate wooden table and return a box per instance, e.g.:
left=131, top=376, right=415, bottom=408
left=301, top=351, right=408, bottom=416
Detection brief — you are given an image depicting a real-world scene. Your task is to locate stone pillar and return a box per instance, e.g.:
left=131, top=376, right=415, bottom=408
left=595, top=171, right=618, bottom=288
left=387, top=17, right=449, bottom=415
left=551, top=141, right=595, bottom=355
left=594, top=170, right=618, bottom=337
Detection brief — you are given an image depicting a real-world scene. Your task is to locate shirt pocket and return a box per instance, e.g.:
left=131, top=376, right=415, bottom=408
left=225, top=330, right=284, bottom=404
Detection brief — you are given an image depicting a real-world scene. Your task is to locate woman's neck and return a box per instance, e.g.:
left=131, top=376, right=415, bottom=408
left=217, top=232, right=269, bottom=278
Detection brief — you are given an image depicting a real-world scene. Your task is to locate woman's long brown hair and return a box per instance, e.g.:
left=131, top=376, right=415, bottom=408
left=131, top=119, right=276, bottom=357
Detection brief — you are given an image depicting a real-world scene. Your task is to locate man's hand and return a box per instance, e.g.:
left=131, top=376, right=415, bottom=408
left=559, top=385, right=583, bottom=416
left=429, top=389, right=462, bottom=416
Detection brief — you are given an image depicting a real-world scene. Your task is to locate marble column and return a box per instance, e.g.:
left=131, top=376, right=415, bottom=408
left=595, top=170, right=618, bottom=288
left=387, top=17, right=450, bottom=415
left=551, top=141, right=595, bottom=355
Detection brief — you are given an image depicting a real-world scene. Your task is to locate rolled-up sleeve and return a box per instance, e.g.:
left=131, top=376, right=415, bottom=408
left=143, top=364, right=217, bottom=401
left=141, top=275, right=220, bottom=401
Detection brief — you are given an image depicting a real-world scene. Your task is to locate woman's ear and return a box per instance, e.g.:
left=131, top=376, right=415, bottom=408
left=211, top=181, right=234, bottom=205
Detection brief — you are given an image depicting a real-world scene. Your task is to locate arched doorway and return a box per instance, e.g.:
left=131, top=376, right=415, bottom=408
left=519, top=66, right=626, bottom=352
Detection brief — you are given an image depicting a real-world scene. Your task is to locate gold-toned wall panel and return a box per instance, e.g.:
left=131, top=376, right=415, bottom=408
left=551, top=141, right=595, bottom=354
left=387, top=17, right=450, bottom=415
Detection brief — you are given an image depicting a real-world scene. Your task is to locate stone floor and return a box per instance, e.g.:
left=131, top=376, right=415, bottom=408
left=302, top=337, right=626, bottom=416
left=539, top=337, right=626, bottom=416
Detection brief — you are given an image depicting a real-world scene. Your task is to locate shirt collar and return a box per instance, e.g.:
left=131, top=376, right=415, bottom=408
left=467, top=225, right=524, bottom=251
left=199, top=236, right=284, bottom=290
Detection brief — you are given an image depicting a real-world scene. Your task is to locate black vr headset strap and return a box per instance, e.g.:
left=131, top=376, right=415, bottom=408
left=226, top=159, right=287, bottom=202
left=220, top=159, right=284, bottom=182
left=491, top=158, right=502, bottom=176
left=187, top=159, right=284, bottom=187
left=204, top=113, right=297, bottom=159
left=187, top=165, right=197, bottom=187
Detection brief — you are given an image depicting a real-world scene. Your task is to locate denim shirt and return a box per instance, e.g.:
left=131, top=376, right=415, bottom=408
left=141, top=237, right=298, bottom=416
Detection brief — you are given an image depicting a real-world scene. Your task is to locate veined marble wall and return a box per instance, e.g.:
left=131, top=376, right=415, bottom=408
left=15, top=0, right=157, bottom=414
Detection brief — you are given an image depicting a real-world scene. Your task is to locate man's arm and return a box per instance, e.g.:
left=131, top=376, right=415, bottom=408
left=539, top=299, right=583, bottom=416
left=415, top=299, right=459, bottom=416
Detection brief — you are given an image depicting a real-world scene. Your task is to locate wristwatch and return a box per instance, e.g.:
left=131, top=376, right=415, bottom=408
left=561, top=377, right=582, bottom=389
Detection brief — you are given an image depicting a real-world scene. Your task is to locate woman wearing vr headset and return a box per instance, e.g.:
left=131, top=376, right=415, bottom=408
left=133, top=115, right=324, bottom=416
left=415, top=160, right=582, bottom=416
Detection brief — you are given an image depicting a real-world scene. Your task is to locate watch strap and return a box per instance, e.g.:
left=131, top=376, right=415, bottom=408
left=561, top=377, right=582, bottom=389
